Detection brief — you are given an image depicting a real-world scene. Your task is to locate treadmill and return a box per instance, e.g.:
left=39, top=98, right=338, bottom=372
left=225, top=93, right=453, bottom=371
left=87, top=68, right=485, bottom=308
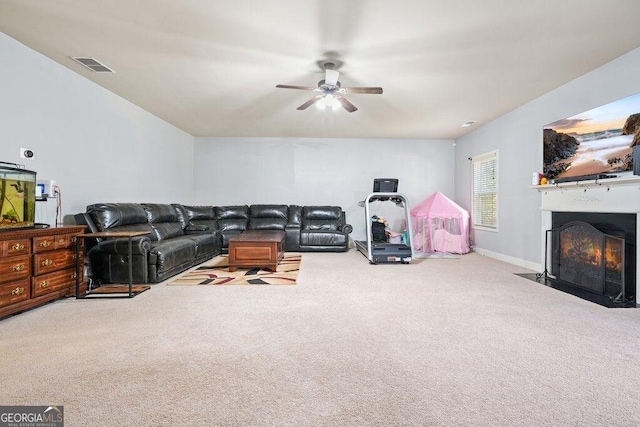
left=355, top=179, right=414, bottom=264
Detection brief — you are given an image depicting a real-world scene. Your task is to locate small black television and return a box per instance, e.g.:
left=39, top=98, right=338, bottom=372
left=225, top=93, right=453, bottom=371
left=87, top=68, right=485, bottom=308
left=373, top=178, right=398, bottom=193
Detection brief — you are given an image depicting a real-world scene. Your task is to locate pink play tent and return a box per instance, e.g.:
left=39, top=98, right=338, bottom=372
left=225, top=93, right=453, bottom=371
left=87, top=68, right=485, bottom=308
left=410, top=191, right=470, bottom=255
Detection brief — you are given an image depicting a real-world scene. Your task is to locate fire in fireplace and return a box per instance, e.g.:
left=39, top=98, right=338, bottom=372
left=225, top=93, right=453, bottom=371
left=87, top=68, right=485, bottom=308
left=552, top=221, right=624, bottom=299
left=539, top=212, right=636, bottom=305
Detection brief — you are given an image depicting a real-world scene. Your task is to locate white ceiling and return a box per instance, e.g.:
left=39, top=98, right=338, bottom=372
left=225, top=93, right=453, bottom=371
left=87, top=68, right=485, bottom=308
left=2, top=0, right=640, bottom=139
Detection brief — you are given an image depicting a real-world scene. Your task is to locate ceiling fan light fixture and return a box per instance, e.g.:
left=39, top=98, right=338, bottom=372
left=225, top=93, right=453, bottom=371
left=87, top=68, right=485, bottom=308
left=325, top=69, right=340, bottom=86
left=276, top=61, right=382, bottom=113
left=316, top=94, right=340, bottom=111
left=316, top=93, right=341, bottom=110
left=328, top=95, right=340, bottom=110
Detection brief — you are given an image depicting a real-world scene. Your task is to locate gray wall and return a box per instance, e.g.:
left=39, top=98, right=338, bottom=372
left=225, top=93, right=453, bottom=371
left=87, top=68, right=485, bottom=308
left=0, top=33, right=194, bottom=225
left=194, top=137, right=455, bottom=241
left=454, top=47, right=640, bottom=268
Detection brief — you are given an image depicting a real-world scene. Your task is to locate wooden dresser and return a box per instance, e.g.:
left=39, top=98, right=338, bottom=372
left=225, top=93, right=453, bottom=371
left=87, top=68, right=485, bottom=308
left=0, top=226, right=86, bottom=319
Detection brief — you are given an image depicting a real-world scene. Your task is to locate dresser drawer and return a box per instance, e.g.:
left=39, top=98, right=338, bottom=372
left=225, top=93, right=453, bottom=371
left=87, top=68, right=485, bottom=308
left=33, top=234, right=79, bottom=253
left=0, top=254, right=31, bottom=283
left=1, top=239, right=31, bottom=257
left=33, top=250, right=82, bottom=275
left=32, top=267, right=82, bottom=297
left=53, top=234, right=77, bottom=250
left=0, top=278, right=30, bottom=308
left=33, top=236, right=56, bottom=252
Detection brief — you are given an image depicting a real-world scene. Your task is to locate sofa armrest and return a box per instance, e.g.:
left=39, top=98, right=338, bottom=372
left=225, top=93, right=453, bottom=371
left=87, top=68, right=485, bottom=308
left=92, top=236, right=152, bottom=255
left=339, top=224, right=353, bottom=234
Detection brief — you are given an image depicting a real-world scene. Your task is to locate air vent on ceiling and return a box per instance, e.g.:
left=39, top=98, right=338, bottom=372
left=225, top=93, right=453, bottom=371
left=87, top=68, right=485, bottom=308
left=71, top=57, right=115, bottom=73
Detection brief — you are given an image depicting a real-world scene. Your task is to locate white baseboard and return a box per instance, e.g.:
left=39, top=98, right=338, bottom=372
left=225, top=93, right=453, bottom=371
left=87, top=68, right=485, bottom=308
left=473, top=247, right=542, bottom=272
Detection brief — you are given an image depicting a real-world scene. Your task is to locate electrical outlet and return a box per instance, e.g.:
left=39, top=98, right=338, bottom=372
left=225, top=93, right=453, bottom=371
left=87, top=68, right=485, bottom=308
left=20, top=148, right=35, bottom=159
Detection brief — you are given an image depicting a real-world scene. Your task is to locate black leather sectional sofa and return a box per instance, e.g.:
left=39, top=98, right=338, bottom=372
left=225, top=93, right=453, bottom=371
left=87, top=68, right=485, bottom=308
left=82, top=203, right=352, bottom=284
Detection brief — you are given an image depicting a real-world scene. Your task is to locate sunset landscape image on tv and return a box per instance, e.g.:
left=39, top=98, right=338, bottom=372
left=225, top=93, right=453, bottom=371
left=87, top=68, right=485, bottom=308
left=543, top=92, right=640, bottom=180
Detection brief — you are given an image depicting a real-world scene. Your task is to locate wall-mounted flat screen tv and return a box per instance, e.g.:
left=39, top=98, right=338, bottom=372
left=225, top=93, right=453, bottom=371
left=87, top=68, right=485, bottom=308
left=543, top=92, right=640, bottom=181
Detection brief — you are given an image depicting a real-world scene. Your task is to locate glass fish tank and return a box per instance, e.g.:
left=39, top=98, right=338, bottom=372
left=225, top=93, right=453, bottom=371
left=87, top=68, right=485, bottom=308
left=0, top=163, right=36, bottom=231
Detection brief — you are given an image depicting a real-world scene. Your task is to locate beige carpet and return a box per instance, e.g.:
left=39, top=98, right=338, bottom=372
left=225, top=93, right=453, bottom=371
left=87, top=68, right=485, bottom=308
left=168, top=253, right=301, bottom=285
left=1, top=250, right=640, bottom=426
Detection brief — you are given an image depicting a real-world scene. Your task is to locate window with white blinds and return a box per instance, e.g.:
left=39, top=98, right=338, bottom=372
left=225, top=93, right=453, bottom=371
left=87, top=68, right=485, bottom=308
left=472, top=150, right=498, bottom=230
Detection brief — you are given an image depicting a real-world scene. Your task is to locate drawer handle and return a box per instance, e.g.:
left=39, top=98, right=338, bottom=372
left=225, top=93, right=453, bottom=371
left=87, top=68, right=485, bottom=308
left=72, top=236, right=77, bottom=243
left=12, top=264, right=26, bottom=272
left=58, top=238, right=66, bottom=244
left=11, top=287, right=25, bottom=296
left=12, top=243, right=25, bottom=251
left=71, top=273, right=77, bottom=280
left=41, top=259, right=54, bottom=267
left=40, top=240, right=52, bottom=248
left=72, top=254, right=78, bottom=260
left=39, top=281, right=50, bottom=289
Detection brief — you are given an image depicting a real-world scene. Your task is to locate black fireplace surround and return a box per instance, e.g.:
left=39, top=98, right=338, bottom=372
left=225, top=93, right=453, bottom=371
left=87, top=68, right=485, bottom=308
left=547, top=212, right=636, bottom=305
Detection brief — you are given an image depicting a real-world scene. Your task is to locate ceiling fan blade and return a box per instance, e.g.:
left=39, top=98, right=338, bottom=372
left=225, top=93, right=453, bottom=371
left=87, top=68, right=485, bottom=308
left=336, top=96, right=358, bottom=113
left=276, top=84, right=317, bottom=91
left=325, top=69, right=340, bottom=86
left=342, top=87, right=383, bottom=94
left=297, top=95, right=323, bottom=110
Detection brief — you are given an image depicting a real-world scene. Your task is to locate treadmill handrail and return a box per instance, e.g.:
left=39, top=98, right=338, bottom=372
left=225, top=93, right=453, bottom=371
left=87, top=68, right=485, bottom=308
left=359, top=192, right=414, bottom=262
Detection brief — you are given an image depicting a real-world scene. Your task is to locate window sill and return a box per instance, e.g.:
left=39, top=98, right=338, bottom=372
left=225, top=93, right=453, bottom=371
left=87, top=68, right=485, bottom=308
left=473, top=225, right=499, bottom=233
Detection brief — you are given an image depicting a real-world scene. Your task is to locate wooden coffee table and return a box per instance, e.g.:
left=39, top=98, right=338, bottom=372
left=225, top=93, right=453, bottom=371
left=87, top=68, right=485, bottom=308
left=228, top=230, right=286, bottom=272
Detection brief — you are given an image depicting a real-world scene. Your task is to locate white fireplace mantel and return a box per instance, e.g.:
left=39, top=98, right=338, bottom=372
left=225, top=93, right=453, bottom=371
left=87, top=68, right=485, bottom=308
left=534, top=173, right=640, bottom=303
left=533, top=174, right=640, bottom=213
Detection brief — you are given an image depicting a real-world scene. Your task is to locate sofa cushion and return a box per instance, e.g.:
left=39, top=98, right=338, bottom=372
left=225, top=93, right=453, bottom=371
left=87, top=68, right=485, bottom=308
left=301, top=206, right=342, bottom=231
left=171, top=204, right=190, bottom=229
left=250, top=204, right=288, bottom=218
left=183, top=233, right=218, bottom=258
left=148, top=237, right=196, bottom=272
left=142, top=203, right=185, bottom=241
left=302, top=206, right=342, bottom=221
left=87, top=203, right=148, bottom=230
left=143, top=203, right=180, bottom=223
left=287, top=205, right=302, bottom=228
left=302, top=221, right=338, bottom=231
left=248, top=204, right=288, bottom=230
left=250, top=218, right=287, bottom=230
left=175, top=205, right=217, bottom=232
left=150, top=223, right=185, bottom=241
left=249, top=218, right=287, bottom=230
left=184, top=205, right=216, bottom=220
left=217, top=219, right=246, bottom=232
left=216, top=205, right=249, bottom=233
left=300, top=231, right=348, bottom=246
left=216, top=205, right=249, bottom=220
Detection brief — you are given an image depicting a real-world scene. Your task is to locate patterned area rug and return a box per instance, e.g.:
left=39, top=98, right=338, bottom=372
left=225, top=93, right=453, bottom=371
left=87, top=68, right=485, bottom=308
left=168, top=253, right=301, bottom=285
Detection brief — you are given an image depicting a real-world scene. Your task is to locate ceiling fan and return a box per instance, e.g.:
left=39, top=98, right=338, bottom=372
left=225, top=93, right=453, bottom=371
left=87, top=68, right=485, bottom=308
left=276, top=62, right=383, bottom=113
